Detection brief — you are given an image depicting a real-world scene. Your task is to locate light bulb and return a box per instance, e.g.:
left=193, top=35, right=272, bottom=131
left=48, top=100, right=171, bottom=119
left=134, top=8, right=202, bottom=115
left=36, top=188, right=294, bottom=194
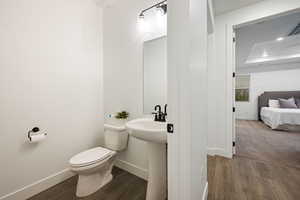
left=156, top=6, right=165, bottom=17
left=138, top=13, right=144, bottom=20
left=262, top=50, right=268, bottom=57
left=138, top=14, right=149, bottom=33
left=276, top=37, right=284, bottom=41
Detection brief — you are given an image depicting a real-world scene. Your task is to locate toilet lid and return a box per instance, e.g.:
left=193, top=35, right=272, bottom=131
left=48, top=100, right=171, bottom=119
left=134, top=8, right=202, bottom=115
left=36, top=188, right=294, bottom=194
left=69, top=147, right=113, bottom=167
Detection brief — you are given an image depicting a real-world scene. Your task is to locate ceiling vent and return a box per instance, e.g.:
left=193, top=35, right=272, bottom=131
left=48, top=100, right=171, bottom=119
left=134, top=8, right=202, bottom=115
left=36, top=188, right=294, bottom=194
left=288, top=22, right=300, bottom=36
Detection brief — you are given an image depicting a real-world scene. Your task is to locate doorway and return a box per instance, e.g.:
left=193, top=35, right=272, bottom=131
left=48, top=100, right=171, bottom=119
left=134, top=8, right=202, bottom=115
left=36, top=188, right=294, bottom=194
left=232, top=11, right=300, bottom=163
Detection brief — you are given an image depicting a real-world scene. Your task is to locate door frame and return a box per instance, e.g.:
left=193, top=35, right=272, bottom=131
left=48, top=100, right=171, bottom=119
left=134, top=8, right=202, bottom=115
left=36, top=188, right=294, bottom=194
left=226, top=7, right=300, bottom=159
left=232, top=30, right=236, bottom=156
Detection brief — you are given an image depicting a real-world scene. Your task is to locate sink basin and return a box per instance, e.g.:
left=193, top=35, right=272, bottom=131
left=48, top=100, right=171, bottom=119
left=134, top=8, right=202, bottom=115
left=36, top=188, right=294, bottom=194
left=126, top=118, right=167, bottom=143
left=126, top=118, right=167, bottom=200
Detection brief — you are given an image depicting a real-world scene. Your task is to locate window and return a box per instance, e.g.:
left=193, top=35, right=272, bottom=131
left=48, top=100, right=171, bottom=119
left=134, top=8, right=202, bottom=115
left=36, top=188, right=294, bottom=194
left=235, top=74, right=250, bottom=102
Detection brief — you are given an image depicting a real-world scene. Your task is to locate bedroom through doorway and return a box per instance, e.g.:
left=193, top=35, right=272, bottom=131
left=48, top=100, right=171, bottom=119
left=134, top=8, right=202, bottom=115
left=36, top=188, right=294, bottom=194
left=233, top=10, right=300, bottom=167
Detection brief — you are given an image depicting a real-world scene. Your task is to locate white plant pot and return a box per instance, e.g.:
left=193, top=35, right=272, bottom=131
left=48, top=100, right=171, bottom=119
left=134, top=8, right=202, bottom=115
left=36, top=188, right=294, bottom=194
left=115, top=119, right=128, bottom=126
left=108, top=118, right=128, bottom=126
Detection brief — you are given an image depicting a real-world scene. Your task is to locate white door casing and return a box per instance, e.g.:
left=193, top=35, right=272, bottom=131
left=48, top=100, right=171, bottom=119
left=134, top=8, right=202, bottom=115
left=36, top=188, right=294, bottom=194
left=225, top=1, right=300, bottom=160
left=232, top=30, right=236, bottom=155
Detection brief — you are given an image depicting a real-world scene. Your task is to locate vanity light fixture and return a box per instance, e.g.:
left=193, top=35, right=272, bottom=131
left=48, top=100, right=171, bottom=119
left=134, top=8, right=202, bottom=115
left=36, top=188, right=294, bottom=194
left=139, top=0, right=167, bottom=19
left=138, top=12, right=149, bottom=33
left=138, top=12, right=145, bottom=20
left=156, top=3, right=167, bottom=16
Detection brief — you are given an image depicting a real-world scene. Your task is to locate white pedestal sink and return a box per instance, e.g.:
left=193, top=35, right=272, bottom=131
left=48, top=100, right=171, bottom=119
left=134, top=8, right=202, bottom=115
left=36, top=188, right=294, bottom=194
left=126, top=118, right=167, bottom=200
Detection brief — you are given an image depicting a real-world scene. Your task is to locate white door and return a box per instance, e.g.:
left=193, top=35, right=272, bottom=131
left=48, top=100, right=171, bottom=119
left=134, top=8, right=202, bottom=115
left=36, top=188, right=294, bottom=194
left=167, top=0, right=208, bottom=199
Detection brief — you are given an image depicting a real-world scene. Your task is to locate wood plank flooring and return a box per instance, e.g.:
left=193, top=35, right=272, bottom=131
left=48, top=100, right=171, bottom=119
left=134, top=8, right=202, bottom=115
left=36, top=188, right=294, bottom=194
left=208, top=120, right=300, bottom=200
left=28, top=120, right=300, bottom=200
left=28, top=167, right=147, bottom=200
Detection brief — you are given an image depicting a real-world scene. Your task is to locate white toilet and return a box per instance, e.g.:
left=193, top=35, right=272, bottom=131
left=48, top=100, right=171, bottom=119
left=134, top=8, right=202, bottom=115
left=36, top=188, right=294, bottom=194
left=69, top=124, right=128, bottom=197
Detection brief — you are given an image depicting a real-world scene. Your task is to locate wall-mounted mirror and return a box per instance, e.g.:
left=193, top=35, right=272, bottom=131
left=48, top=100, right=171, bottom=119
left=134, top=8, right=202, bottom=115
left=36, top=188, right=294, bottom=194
left=143, top=36, right=167, bottom=114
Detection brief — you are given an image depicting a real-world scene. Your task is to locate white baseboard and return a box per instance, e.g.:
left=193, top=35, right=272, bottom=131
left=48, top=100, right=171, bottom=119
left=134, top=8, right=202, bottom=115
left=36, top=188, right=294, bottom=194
left=0, top=169, right=74, bottom=200
left=202, top=182, right=208, bottom=200
left=207, top=148, right=230, bottom=158
left=0, top=160, right=147, bottom=200
left=115, top=159, right=148, bottom=180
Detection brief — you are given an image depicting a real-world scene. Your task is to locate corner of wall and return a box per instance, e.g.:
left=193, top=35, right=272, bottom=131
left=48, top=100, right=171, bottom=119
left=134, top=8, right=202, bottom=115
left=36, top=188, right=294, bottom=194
left=115, top=159, right=148, bottom=180
left=207, top=147, right=230, bottom=158
left=0, top=169, right=74, bottom=200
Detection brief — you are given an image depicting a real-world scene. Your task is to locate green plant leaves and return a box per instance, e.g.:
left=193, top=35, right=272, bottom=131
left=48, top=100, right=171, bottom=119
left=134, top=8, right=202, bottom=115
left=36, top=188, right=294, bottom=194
left=115, top=111, right=129, bottom=119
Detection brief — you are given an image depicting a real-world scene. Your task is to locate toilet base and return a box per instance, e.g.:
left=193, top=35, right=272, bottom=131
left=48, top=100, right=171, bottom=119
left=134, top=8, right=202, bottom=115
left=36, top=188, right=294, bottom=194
left=73, top=155, right=116, bottom=197
left=76, top=171, right=113, bottom=197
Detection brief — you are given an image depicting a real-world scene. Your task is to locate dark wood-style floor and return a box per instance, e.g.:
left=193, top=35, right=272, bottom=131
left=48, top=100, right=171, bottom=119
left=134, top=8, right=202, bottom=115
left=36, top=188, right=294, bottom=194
left=28, top=167, right=147, bottom=200
left=208, top=120, right=300, bottom=200
left=28, top=120, right=300, bottom=200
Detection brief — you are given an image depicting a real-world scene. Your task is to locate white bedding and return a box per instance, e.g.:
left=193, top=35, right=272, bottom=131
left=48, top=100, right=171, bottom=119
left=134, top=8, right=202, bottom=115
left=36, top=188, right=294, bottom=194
left=261, top=107, right=300, bottom=130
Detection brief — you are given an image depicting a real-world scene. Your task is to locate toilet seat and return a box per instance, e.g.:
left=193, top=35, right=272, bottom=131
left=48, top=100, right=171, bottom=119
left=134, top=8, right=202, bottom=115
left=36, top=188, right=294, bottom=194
left=69, top=147, right=114, bottom=167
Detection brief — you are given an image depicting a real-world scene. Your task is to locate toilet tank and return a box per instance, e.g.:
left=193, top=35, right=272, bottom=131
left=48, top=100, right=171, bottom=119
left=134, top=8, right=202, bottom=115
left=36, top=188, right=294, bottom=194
left=104, top=124, right=128, bottom=151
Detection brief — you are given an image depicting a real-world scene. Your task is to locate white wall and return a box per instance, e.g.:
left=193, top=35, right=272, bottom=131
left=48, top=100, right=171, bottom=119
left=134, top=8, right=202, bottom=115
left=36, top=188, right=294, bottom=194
left=237, top=69, right=300, bottom=120
left=103, top=0, right=162, bottom=178
left=208, top=0, right=300, bottom=157
left=207, top=33, right=219, bottom=153
left=0, top=0, right=103, bottom=198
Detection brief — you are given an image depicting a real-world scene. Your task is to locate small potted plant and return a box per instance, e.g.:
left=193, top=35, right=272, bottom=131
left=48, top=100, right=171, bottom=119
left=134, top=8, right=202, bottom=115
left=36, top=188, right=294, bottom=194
left=114, top=110, right=130, bottom=125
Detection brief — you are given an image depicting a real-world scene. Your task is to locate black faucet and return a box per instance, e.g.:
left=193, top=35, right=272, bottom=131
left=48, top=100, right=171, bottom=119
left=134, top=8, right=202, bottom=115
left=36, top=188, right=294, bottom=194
left=152, top=105, right=161, bottom=121
left=155, top=105, right=161, bottom=113
left=152, top=104, right=167, bottom=122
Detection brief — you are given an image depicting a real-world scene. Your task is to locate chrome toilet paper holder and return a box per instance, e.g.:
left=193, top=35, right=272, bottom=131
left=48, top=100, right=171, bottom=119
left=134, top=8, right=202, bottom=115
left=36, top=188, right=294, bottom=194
left=28, top=127, right=47, bottom=141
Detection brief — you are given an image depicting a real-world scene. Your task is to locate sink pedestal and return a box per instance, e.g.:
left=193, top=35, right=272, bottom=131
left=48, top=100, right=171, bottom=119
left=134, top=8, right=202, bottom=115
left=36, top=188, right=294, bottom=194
left=146, top=143, right=167, bottom=200
left=125, top=118, right=167, bottom=200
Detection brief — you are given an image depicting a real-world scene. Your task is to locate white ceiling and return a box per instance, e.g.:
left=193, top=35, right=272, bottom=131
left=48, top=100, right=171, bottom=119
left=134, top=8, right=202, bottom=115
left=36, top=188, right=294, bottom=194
left=213, top=0, right=265, bottom=16
left=100, top=0, right=265, bottom=16
left=96, top=0, right=118, bottom=7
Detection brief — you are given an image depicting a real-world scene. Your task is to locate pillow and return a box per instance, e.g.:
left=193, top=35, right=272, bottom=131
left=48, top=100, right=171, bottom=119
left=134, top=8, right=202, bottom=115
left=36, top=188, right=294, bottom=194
left=268, top=99, right=280, bottom=108
left=295, top=98, right=300, bottom=108
left=278, top=97, right=298, bottom=109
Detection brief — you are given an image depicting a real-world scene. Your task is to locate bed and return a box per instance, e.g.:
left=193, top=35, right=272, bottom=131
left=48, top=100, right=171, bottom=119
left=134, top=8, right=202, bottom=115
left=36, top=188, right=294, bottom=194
left=258, top=91, right=300, bottom=131
left=261, top=107, right=300, bottom=130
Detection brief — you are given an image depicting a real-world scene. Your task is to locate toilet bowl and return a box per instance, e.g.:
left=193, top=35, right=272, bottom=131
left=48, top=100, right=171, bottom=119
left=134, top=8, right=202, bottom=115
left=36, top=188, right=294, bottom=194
left=69, top=124, right=128, bottom=197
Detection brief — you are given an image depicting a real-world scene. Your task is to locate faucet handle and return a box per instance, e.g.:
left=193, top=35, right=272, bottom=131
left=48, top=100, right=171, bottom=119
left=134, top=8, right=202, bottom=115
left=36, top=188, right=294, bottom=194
left=151, top=112, right=158, bottom=121
left=164, top=104, right=167, bottom=115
